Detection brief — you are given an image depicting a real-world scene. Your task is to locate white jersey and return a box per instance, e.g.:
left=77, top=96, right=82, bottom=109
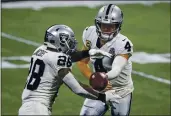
left=82, top=26, right=134, bottom=97
left=21, top=44, right=72, bottom=110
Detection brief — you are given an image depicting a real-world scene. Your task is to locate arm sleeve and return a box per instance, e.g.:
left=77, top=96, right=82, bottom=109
left=106, top=38, right=133, bottom=79
left=70, top=50, right=89, bottom=62
left=106, top=55, right=127, bottom=80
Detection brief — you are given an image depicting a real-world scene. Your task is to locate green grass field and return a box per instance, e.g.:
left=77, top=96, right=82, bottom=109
left=1, top=3, right=170, bottom=115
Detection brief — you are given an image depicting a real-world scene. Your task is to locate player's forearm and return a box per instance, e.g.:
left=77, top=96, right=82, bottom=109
left=70, top=50, right=89, bottom=62
left=106, top=55, right=127, bottom=80
left=77, top=60, right=92, bottom=79
left=62, top=72, right=105, bottom=102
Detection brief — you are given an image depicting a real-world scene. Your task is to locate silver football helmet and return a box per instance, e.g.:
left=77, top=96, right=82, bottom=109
left=44, top=24, right=77, bottom=54
left=95, top=4, right=123, bottom=41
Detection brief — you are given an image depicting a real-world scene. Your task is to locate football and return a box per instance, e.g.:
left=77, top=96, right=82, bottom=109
left=89, top=72, right=108, bottom=91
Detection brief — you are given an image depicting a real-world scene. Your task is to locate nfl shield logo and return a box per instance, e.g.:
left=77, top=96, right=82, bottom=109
left=109, top=48, right=115, bottom=55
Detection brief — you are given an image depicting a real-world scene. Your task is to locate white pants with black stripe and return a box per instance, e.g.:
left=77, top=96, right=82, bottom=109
left=80, top=93, right=132, bottom=116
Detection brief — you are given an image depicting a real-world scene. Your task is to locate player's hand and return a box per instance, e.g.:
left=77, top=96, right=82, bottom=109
left=101, top=81, right=112, bottom=92
left=105, top=90, right=121, bottom=103
left=89, top=49, right=112, bottom=58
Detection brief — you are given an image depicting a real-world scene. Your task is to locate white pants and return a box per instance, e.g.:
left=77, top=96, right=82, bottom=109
left=80, top=93, right=132, bottom=116
left=18, top=101, right=51, bottom=115
left=80, top=99, right=109, bottom=116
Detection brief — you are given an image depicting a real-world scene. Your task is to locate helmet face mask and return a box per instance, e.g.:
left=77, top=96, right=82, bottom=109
left=97, top=22, right=119, bottom=37
left=95, top=4, right=123, bottom=42
left=44, top=25, right=77, bottom=55
left=101, top=23, right=116, bottom=34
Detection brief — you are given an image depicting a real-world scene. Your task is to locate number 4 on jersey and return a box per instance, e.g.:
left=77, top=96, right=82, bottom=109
left=124, top=41, right=131, bottom=52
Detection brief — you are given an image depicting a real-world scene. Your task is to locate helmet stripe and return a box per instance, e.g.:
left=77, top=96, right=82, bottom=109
left=105, top=4, right=113, bottom=16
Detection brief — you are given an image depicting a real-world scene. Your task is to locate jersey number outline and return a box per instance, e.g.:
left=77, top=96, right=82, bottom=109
left=57, top=56, right=72, bottom=67
left=124, top=41, right=131, bottom=52
left=26, top=57, right=45, bottom=90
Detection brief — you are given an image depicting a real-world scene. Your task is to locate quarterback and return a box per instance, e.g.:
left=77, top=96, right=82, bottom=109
left=18, top=24, right=120, bottom=115
left=78, top=4, right=134, bottom=116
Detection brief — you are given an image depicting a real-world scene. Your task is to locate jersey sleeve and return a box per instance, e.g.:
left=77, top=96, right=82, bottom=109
left=116, top=38, right=133, bottom=55
left=82, top=26, right=92, bottom=50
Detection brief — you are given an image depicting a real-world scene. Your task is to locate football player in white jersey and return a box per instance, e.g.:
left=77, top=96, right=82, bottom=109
left=77, top=4, right=134, bottom=116
left=18, top=24, right=121, bottom=115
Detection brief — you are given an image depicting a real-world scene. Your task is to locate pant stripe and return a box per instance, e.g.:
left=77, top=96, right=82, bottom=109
left=126, top=93, right=133, bottom=116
